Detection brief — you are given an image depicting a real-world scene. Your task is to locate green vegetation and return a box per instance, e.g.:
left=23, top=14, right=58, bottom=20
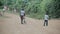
left=0, top=0, right=60, bottom=19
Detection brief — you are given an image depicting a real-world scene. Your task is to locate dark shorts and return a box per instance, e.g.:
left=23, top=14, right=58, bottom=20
left=45, top=20, right=48, bottom=22
left=20, top=15, right=24, bottom=19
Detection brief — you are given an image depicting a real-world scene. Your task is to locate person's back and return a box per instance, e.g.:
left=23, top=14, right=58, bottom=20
left=20, top=10, right=25, bottom=16
left=44, top=15, right=49, bottom=20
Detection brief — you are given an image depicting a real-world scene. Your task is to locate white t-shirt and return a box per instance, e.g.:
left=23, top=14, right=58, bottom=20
left=20, top=10, right=25, bottom=16
left=44, top=15, right=49, bottom=20
left=3, top=8, right=6, bottom=11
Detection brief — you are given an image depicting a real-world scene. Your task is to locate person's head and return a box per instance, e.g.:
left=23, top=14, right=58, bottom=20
left=45, top=10, right=49, bottom=15
left=46, top=12, right=48, bottom=15
left=21, top=8, right=24, bottom=11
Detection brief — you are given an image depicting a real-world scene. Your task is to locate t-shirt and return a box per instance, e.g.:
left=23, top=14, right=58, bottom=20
left=3, top=9, right=5, bottom=11
left=44, top=15, right=49, bottom=20
left=20, top=10, right=25, bottom=16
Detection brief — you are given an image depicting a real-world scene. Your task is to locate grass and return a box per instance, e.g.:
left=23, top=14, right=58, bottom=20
left=8, top=11, right=45, bottom=19
left=26, top=13, right=44, bottom=20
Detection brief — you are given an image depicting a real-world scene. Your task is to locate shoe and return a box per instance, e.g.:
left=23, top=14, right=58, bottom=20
left=21, top=23, right=23, bottom=24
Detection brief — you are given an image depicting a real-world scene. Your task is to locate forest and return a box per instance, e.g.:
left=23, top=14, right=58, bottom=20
left=0, top=0, right=60, bottom=19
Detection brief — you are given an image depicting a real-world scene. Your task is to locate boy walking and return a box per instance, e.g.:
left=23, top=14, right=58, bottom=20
left=44, top=13, right=49, bottom=26
left=20, top=8, right=25, bottom=24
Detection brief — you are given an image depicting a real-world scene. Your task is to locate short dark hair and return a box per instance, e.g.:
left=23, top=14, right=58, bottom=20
left=46, top=12, right=48, bottom=15
left=21, top=8, right=24, bottom=10
left=46, top=10, right=49, bottom=15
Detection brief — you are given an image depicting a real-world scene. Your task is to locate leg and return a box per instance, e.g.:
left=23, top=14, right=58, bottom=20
left=46, top=20, right=48, bottom=26
left=44, top=20, right=46, bottom=26
left=21, top=16, right=23, bottom=24
left=3, top=11, right=5, bottom=15
left=0, top=12, right=2, bottom=16
left=23, top=16, right=26, bottom=24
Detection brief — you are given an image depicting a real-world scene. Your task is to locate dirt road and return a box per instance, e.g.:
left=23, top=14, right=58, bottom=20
left=0, top=13, right=60, bottom=34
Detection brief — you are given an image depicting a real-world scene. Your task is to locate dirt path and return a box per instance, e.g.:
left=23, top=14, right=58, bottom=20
left=0, top=13, right=60, bottom=34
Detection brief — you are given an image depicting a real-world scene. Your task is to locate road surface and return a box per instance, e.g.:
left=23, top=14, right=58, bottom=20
left=0, top=13, right=60, bottom=34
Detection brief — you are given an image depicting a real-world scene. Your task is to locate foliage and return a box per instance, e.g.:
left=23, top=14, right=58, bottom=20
left=0, top=0, right=60, bottom=19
